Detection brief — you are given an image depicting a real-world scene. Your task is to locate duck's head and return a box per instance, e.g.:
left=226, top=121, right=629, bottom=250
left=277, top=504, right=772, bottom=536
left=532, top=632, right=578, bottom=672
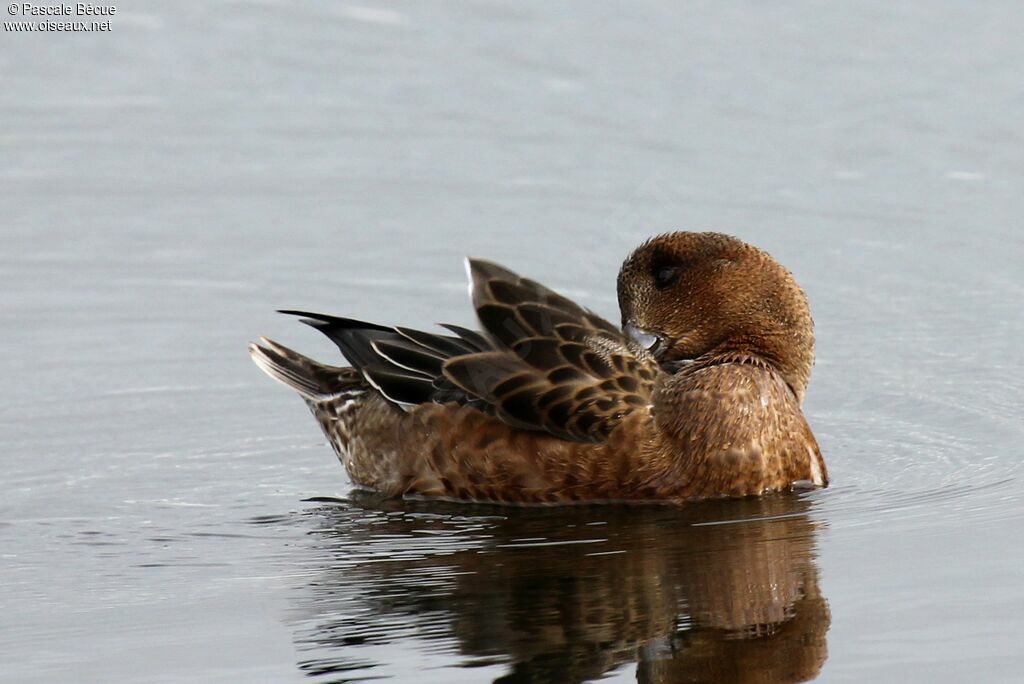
left=617, top=231, right=815, bottom=401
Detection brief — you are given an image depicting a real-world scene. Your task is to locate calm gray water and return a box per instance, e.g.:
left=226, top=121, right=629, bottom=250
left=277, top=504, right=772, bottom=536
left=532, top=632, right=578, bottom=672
left=3, top=1, right=1023, bottom=682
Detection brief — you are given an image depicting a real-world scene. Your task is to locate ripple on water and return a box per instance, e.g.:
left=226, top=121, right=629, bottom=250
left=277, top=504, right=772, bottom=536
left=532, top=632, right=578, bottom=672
left=811, top=398, right=1024, bottom=536
left=237, top=372, right=1024, bottom=682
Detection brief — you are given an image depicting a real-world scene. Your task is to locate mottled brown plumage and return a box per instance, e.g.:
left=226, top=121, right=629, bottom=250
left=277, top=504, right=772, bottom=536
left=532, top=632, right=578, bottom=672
left=250, top=231, right=827, bottom=503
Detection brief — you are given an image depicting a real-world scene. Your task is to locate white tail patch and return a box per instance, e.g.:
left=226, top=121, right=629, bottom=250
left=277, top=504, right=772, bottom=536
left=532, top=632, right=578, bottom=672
left=249, top=340, right=354, bottom=402
left=463, top=256, right=475, bottom=304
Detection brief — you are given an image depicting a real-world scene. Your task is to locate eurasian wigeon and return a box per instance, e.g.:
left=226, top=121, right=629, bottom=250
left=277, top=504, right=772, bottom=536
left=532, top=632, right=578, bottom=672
left=250, top=231, right=827, bottom=503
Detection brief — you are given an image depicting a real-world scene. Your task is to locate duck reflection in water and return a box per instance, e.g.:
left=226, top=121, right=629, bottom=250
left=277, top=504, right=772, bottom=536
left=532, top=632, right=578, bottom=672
left=290, top=494, right=829, bottom=683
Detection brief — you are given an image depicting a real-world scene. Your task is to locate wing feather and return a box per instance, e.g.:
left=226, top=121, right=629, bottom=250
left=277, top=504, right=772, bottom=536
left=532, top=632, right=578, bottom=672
left=440, top=258, right=659, bottom=442
left=281, top=258, right=659, bottom=442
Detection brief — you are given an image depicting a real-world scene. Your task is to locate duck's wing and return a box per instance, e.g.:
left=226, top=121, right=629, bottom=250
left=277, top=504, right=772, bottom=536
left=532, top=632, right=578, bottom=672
left=441, top=258, right=660, bottom=443
left=282, top=258, right=659, bottom=444
left=277, top=311, right=493, bottom=412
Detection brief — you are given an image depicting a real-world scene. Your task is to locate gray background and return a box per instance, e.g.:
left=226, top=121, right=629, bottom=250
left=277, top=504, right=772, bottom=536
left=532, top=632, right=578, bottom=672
left=2, top=1, right=1023, bottom=681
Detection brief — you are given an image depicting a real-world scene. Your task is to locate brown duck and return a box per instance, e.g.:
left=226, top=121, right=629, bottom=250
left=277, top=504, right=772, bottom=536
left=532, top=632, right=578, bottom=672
left=250, top=231, right=827, bottom=503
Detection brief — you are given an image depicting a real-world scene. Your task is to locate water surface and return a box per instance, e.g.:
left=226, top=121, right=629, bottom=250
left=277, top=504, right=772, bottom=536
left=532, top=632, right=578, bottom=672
left=2, top=1, right=1023, bottom=682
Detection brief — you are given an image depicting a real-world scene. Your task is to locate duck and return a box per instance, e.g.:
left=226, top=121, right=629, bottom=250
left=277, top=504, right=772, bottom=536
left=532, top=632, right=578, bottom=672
left=249, top=231, right=827, bottom=504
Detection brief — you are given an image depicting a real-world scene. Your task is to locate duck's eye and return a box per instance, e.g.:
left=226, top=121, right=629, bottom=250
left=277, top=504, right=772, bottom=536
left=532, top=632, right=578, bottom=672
left=652, top=265, right=679, bottom=288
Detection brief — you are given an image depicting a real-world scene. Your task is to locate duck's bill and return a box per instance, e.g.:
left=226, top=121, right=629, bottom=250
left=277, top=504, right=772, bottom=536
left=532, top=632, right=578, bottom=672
left=624, top=321, right=666, bottom=359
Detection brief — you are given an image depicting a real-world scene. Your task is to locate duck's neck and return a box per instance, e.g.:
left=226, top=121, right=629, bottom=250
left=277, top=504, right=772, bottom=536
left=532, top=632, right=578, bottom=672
left=702, top=331, right=813, bottom=405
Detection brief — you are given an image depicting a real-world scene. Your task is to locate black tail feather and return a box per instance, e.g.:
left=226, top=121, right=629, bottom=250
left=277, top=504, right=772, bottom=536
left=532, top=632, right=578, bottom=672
left=278, top=310, right=398, bottom=372
left=277, top=310, right=495, bottom=409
